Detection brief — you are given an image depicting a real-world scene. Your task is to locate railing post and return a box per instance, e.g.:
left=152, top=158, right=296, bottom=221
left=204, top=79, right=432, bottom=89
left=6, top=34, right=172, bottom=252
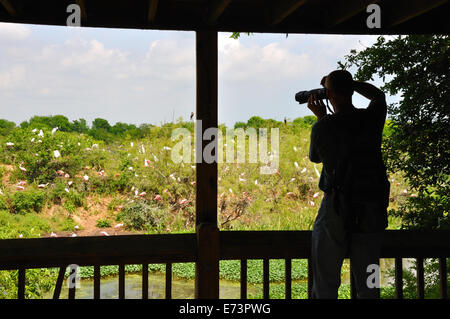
left=194, top=29, right=219, bottom=299
left=196, top=223, right=220, bottom=298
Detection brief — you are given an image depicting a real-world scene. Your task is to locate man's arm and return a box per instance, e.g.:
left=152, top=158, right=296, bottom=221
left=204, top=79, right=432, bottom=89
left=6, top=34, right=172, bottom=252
left=353, top=81, right=387, bottom=126
left=353, top=81, right=385, bottom=101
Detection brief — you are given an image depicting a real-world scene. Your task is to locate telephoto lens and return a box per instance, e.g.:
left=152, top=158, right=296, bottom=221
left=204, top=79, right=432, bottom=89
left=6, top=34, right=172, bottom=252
left=295, top=88, right=327, bottom=104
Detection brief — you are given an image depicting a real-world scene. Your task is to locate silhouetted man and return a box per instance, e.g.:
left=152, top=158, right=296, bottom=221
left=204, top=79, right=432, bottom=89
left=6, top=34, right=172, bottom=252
left=307, top=70, right=390, bottom=299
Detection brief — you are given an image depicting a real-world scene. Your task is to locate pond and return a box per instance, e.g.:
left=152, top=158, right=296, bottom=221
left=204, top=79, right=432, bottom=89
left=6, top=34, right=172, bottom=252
left=47, top=272, right=258, bottom=299
left=47, top=258, right=411, bottom=299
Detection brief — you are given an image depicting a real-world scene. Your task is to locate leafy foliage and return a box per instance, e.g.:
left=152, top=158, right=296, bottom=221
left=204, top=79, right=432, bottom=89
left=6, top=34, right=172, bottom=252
left=117, top=200, right=167, bottom=231
left=11, top=190, right=45, bottom=214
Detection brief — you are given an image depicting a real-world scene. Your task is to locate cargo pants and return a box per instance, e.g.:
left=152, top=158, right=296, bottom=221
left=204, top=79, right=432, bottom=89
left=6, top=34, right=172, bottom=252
left=311, top=193, right=383, bottom=299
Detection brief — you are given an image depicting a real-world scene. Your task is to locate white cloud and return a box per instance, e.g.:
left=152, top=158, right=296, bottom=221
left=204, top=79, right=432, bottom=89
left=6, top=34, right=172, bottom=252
left=0, top=23, right=31, bottom=40
left=0, top=65, right=26, bottom=88
left=0, top=27, right=382, bottom=127
left=219, top=35, right=313, bottom=85
left=60, top=39, right=130, bottom=71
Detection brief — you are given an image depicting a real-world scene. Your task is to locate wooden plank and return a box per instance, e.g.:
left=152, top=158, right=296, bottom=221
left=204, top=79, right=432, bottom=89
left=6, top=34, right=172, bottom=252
left=349, top=260, right=356, bottom=299
left=240, top=259, right=247, bottom=299
left=263, top=259, right=270, bottom=299
left=94, top=265, right=100, bottom=299
left=165, top=263, right=172, bottom=299
left=17, top=268, right=25, bottom=299
left=0, top=0, right=447, bottom=35
left=439, top=258, right=447, bottom=299
left=53, top=266, right=66, bottom=299
left=416, top=258, right=425, bottom=299
left=0, top=231, right=449, bottom=270
left=307, top=258, right=313, bottom=299
left=0, top=0, right=16, bottom=16
left=142, top=263, right=148, bottom=299
left=118, top=264, right=125, bottom=299
left=327, top=0, right=380, bottom=26
left=0, top=233, right=197, bottom=270
left=147, top=0, right=159, bottom=23
left=220, top=231, right=311, bottom=260
left=195, top=29, right=218, bottom=226
left=385, top=0, right=449, bottom=27
left=208, top=0, right=231, bottom=24
left=395, top=258, right=403, bottom=299
left=269, top=0, right=308, bottom=25
left=219, top=230, right=450, bottom=260
left=195, top=223, right=220, bottom=299
left=285, top=258, right=292, bottom=299
left=194, top=29, right=219, bottom=300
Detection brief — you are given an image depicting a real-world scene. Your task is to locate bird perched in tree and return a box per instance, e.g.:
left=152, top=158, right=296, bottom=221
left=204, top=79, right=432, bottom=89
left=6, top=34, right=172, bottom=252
left=190, top=112, right=194, bottom=121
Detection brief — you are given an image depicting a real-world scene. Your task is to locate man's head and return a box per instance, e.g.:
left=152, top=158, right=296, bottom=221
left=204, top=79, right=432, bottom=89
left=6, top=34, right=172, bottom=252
left=322, top=70, right=354, bottom=111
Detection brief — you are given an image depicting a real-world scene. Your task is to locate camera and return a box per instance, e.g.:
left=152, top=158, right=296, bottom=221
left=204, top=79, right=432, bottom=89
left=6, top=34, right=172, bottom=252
left=295, top=88, right=327, bottom=104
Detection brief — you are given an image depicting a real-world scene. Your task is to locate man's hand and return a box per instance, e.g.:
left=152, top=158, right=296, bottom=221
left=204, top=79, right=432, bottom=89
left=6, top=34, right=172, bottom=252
left=307, top=94, right=327, bottom=121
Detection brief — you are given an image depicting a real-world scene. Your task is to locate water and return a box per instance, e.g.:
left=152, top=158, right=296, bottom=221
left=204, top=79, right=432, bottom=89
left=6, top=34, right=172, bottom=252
left=49, top=272, right=257, bottom=299
left=48, top=259, right=413, bottom=299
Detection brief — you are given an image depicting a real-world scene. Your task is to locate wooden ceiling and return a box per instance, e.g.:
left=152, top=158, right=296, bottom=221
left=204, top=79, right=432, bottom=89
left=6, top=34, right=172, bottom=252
left=0, top=0, right=448, bottom=34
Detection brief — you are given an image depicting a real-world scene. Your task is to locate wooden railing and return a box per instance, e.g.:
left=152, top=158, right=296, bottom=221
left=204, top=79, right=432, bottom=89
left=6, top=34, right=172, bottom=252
left=0, top=230, right=449, bottom=299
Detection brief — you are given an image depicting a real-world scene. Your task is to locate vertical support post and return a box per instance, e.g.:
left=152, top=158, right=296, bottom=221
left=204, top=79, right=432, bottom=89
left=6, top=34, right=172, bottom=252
left=416, top=257, right=425, bottom=299
left=94, top=265, right=101, bottom=299
left=439, top=258, right=447, bottom=299
left=17, top=268, right=25, bottom=300
left=195, top=30, right=219, bottom=299
left=307, top=258, right=313, bottom=299
left=395, top=258, right=403, bottom=299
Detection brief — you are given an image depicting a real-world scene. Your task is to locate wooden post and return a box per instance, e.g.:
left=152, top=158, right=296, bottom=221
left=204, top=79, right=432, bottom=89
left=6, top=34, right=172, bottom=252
left=195, top=30, right=219, bottom=299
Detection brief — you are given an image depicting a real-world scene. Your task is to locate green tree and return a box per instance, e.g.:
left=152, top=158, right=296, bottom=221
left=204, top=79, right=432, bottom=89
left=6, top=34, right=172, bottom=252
left=0, top=119, right=16, bottom=136
left=339, top=35, right=449, bottom=230
left=72, top=118, right=89, bottom=133
left=110, top=122, right=137, bottom=135
left=24, top=115, right=72, bottom=132
left=92, top=118, right=111, bottom=132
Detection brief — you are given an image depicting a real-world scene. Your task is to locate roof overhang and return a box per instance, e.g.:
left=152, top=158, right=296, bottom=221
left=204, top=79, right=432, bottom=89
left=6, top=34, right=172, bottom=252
left=0, top=0, right=448, bottom=34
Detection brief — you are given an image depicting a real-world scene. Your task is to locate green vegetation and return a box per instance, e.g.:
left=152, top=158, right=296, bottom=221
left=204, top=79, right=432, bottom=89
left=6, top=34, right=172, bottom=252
left=0, top=114, right=412, bottom=299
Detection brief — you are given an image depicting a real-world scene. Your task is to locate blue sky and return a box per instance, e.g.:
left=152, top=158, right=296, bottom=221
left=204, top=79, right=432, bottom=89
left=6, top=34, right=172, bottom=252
left=0, top=22, right=393, bottom=128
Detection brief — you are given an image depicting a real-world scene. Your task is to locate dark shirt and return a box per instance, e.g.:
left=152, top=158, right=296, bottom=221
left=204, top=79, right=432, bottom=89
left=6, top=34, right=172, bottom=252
left=309, top=98, right=387, bottom=196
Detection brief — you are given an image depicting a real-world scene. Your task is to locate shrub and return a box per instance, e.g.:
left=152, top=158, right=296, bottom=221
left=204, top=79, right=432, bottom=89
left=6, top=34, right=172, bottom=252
left=2, top=127, right=101, bottom=184
left=117, top=200, right=167, bottom=231
left=11, top=190, right=45, bottom=214
left=0, top=196, right=9, bottom=211
left=96, top=219, right=111, bottom=228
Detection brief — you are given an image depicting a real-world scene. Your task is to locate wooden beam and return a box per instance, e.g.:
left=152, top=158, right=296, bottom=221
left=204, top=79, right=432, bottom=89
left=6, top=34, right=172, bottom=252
left=0, top=234, right=197, bottom=270
left=148, top=0, right=159, bottom=23
left=208, top=0, right=231, bottom=24
left=195, top=30, right=218, bottom=227
left=386, top=0, right=449, bottom=27
left=76, top=0, right=87, bottom=21
left=328, top=0, right=381, bottom=26
left=195, top=30, right=219, bottom=299
left=0, top=0, right=16, bottom=16
left=269, top=0, right=308, bottom=25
